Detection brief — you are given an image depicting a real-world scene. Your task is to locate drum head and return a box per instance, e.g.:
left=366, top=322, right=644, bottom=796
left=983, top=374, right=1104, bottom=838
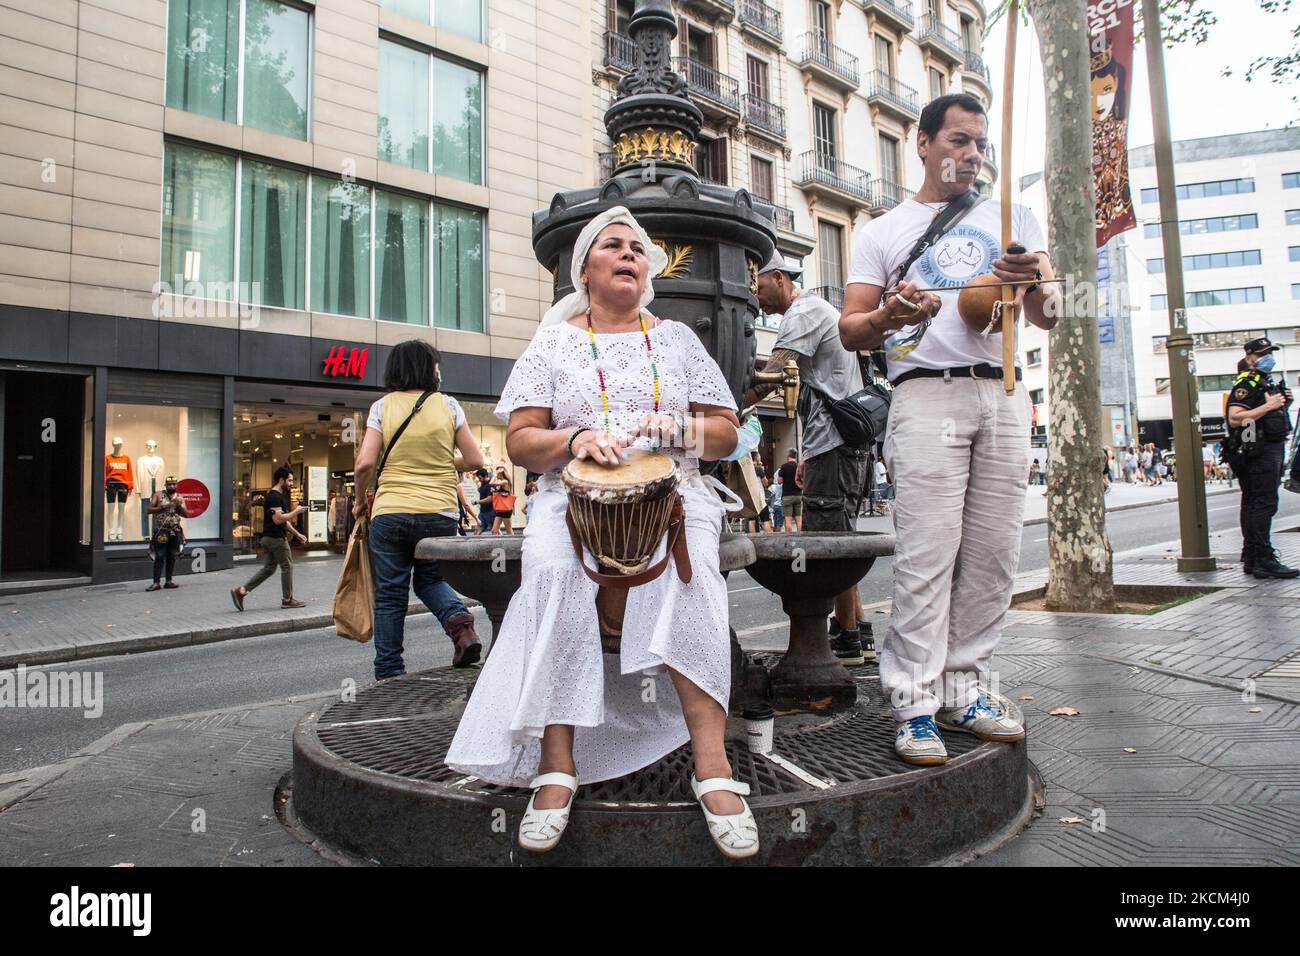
left=564, top=448, right=677, bottom=495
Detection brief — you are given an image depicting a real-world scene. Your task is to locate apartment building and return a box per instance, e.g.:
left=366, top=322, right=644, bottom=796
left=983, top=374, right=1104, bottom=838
left=0, top=0, right=591, bottom=584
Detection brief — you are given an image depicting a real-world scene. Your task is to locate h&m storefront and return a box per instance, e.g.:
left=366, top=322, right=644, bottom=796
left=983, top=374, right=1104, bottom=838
left=0, top=307, right=514, bottom=586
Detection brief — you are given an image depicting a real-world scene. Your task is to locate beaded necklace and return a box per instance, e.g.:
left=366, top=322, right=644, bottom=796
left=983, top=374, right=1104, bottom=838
left=584, top=308, right=659, bottom=435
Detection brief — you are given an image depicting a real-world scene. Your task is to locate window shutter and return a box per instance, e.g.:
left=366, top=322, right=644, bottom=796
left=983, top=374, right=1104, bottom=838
left=607, top=0, right=617, bottom=31
left=677, top=16, right=688, bottom=57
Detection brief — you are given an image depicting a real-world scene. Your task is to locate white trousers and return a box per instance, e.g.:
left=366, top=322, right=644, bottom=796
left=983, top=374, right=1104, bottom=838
left=880, top=376, right=1030, bottom=720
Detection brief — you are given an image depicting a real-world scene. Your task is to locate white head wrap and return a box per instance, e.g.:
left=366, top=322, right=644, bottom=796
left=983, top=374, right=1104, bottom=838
left=538, top=205, right=669, bottom=331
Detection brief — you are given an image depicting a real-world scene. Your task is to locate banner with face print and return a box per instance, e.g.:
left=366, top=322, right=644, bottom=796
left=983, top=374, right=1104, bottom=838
left=1087, top=0, right=1137, bottom=248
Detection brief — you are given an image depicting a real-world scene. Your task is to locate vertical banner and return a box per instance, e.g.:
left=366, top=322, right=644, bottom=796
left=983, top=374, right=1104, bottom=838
left=1087, top=0, right=1137, bottom=248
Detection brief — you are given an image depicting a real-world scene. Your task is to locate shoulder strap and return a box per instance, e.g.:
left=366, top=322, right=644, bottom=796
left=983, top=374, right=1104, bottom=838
left=891, top=189, right=987, bottom=288
left=376, top=389, right=435, bottom=483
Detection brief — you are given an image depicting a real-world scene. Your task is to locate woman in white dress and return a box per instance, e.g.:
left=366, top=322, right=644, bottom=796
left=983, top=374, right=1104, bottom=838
left=445, top=207, right=761, bottom=859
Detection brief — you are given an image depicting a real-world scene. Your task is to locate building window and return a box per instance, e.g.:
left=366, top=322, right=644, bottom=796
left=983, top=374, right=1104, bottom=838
left=750, top=155, right=774, bottom=202
left=1151, top=286, right=1265, bottom=310
left=1143, top=213, right=1259, bottom=238
left=310, top=176, right=371, bottom=318
left=375, top=190, right=430, bottom=325
left=1139, top=177, right=1256, bottom=203
left=929, top=67, right=945, bottom=100
left=161, top=142, right=237, bottom=296
left=880, top=133, right=900, bottom=185
left=612, top=0, right=634, bottom=33
left=378, top=42, right=483, bottom=184
left=813, top=103, right=837, bottom=159
left=874, top=34, right=893, bottom=74
left=165, top=0, right=310, bottom=140
left=1293, top=283, right=1300, bottom=300
left=1285, top=172, right=1300, bottom=189
left=431, top=57, right=483, bottom=184
left=432, top=204, right=485, bottom=332
left=817, top=221, right=843, bottom=288
left=695, top=138, right=729, bottom=184
left=1029, top=388, right=1045, bottom=404
left=1288, top=209, right=1300, bottom=225
left=810, top=0, right=831, bottom=46
left=1147, top=249, right=1262, bottom=273
left=378, top=39, right=430, bottom=171
left=240, top=159, right=307, bottom=310
left=1026, top=348, right=1042, bottom=366
left=747, top=55, right=770, bottom=101
left=380, top=0, right=483, bottom=43
left=1290, top=246, right=1300, bottom=262
left=687, top=25, right=715, bottom=66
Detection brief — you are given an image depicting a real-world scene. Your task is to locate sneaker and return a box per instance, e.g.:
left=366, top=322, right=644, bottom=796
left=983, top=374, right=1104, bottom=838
left=830, top=616, right=877, bottom=662
left=936, top=695, right=1026, bottom=742
left=230, top=587, right=245, bottom=612
left=281, top=598, right=306, bottom=608
left=1252, top=551, right=1300, bottom=580
left=830, top=629, right=864, bottom=666
left=894, top=716, right=948, bottom=765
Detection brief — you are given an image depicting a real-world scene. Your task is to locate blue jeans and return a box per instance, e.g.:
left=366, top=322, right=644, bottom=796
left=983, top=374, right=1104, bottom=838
left=369, top=512, right=468, bottom=680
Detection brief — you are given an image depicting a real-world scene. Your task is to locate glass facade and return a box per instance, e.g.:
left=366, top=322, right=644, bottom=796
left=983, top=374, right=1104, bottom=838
left=1144, top=213, right=1258, bottom=238
left=430, top=56, right=483, bottom=184
left=432, top=203, right=484, bottom=331
left=311, top=176, right=372, bottom=318
left=1146, top=249, right=1262, bottom=273
left=378, top=39, right=431, bottom=170
left=166, top=0, right=240, bottom=123
left=375, top=190, right=430, bottom=325
left=1151, top=287, right=1265, bottom=310
left=380, top=0, right=482, bottom=42
left=161, top=142, right=236, bottom=295
left=240, top=160, right=307, bottom=309
left=242, top=0, right=310, bottom=139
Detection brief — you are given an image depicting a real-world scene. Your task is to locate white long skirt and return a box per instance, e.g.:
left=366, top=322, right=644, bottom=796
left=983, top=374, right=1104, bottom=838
left=445, top=472, right=734, bottom=787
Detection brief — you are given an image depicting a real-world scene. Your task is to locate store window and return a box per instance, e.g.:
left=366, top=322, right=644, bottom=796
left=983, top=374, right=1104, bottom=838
left=240, top=159, right=307, bottom=310
left=380, top=0, right=483, bottom=42
left=311, top=175, right=372, bottom=318
left=376, top=189, right=430, bottom=325
left=433, top=203, right=484, bottom=331
left=101, top=405, right=222, bottom=544
left=161, top=142, right=236, bottom=296
left=165, top=0, right=310, bottom=140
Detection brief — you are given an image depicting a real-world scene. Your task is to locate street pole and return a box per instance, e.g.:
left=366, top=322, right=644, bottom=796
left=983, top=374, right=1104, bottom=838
left=1141, top=0, right=1215, bottom=571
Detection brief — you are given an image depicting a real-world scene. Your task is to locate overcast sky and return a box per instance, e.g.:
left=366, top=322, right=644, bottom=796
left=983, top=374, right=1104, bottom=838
left=981, top=1, right=1299, bottom=195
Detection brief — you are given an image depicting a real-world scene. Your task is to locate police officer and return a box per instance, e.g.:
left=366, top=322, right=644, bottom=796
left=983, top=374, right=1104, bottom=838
left=1226, top=337, right=1298, bottom=579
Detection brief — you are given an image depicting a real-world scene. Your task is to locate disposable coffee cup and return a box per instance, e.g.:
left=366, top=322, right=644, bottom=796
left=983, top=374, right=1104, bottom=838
left=743, top=703, right=775, bottom=755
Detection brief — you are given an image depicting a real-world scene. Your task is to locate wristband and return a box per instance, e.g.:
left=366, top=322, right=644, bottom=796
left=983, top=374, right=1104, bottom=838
left=566, top=427, right=590, bottom=457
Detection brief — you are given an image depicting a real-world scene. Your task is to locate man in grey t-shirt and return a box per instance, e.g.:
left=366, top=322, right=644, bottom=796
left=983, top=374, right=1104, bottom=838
left=745, top=252, right=871, bottom=663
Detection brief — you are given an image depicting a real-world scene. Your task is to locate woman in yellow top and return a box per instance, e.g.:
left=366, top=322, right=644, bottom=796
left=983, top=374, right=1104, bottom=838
left=353, top=340, right=486, bottom=678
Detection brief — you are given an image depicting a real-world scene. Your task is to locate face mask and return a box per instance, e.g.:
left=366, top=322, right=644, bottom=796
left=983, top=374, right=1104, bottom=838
left=1256, top=354, right=1276, bottom=373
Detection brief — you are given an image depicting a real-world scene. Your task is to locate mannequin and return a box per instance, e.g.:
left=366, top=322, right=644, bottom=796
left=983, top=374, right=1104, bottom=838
left=137, top=440, right=165, bottom=537
left=104, top=437, right=134, bottom=541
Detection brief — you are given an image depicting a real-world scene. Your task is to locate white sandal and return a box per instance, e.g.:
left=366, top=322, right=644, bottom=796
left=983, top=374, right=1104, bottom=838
left=518, top=771, right=579, bottom=853
left=690, top=775, right=760, bottom=860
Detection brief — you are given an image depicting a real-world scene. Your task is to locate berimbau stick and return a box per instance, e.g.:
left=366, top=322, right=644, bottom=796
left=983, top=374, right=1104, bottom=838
left=1000, top=0, right=1020, bottom=395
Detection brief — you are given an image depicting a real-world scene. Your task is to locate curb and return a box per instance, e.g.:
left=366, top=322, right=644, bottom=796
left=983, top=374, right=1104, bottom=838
left=0, top=604, right=434, bottom=670
left=1021, top=486, right=1236, bottom=528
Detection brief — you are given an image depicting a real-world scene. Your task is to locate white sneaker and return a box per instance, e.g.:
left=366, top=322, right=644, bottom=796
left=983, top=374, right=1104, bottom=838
left=936, top=694, right=1025, bottom=742
left=894, top=716, right=949, bottom=765
left=690, top=775, right=760, bottom=860
left=518, top=771, right=578, bottom=852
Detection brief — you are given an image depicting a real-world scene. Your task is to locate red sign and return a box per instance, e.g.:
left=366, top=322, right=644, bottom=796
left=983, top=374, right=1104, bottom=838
left=175, top=478, right=211, bottom=519
left=323, top=345, right=368, bottom=379
left=1088, top=0, right=1137, bottom=248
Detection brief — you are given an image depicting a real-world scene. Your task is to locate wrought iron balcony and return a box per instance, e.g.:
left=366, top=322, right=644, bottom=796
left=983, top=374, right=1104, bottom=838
left=867, top=177, right=913, bottom=213
left=961, top=49, right=992, bottom=96
left=743, top=93, right=785, bottom=137
left=795, top=150, right=872, bottom=204
left=865, top=69, right=920, bottom=121
left=687, top=0, right=737, bottom=18
left=794, top=31, right=860, bottom=91
left=860, top=0, right=914, bottom=32
left=739, top=0, right=782, bottom=43
left=604, top=31, right=637, bottom=73
left=808, top=285, right=845, bottom=309
left=918, top=14, right=964, bottom=64
left=673, top=57, right=741, bottom=116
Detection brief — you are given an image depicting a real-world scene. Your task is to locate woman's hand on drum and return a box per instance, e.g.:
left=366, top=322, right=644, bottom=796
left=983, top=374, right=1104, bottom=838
left=633, top=412, right=681, bottom=448
left=572, top=429, right=630, bottom=467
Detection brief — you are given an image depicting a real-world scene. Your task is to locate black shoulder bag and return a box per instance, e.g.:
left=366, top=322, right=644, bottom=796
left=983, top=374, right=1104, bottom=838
left=809, top=190, right=987, bottom=449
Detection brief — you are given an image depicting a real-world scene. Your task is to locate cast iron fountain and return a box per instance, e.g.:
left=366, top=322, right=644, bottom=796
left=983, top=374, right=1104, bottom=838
left=287, top=0, right=1033, bottom=866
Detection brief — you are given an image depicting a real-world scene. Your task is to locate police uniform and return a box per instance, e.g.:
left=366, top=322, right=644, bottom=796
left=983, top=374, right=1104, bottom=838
left=1226, top=338, right=1298, bottom=578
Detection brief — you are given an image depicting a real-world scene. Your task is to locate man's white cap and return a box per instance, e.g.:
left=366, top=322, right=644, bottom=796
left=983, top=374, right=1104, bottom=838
left=757, top=251, right=802, bottom=278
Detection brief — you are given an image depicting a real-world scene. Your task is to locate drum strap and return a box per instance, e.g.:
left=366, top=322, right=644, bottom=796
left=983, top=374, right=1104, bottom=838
left=565, top=495, right=693, bottom=589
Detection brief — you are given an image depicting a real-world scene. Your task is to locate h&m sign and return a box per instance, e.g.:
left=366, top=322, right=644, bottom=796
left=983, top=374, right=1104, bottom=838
left=322, top=345, right=368, bottom=379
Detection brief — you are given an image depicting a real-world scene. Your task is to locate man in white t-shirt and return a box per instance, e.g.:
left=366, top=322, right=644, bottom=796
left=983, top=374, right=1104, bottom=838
left=839, top=92, right=1062, bottom=766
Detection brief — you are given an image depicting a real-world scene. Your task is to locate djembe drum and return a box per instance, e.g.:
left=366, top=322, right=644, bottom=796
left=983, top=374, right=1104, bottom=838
left=563, top=449, right=693, bottom=653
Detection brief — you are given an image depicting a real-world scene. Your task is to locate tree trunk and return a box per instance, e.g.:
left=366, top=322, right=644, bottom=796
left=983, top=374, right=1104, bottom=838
left=1026, top=0, right=1116, bottom=612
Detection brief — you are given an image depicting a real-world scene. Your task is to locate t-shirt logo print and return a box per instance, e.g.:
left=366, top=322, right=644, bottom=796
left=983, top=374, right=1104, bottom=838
left=916, top=226, right=999, bottom=289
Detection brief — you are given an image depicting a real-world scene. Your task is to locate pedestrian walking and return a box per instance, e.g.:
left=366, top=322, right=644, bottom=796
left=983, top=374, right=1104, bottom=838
left=489, top=465, right=515, bottom=535
left=231, top=465, right=308, bottom=610
left=774, top=448, right=801, bottom=532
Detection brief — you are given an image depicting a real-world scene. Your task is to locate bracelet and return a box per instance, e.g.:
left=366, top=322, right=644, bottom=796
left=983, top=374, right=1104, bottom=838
left=566, top=427, right=590, bottom=457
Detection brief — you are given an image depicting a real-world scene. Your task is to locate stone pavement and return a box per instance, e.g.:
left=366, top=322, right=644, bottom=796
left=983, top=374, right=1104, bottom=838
left=3, top=526, right=1298, bottom=866
left=0, top=552, right=438, bottom=668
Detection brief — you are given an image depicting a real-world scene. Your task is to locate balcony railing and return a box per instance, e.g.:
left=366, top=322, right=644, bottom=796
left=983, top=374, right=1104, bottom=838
left=861, top=0, right=914, bottom=30
left=796, top=150, right=872, bottom=203
left=962, top=49, right=989, bottom=81
left=739, top=0, right=783, bottom=42
left=673, top=57, right=741, bottom=114
left=808, top=285, right=846, bottom=309
left=795, top=31, right=860, bottom=88
left=918, top=14, right=964, bottom=62
left=865, top=69, right=921, bottom=117
left=868, top=177, right=913, bottom=210
left=743, top=93, right=785, bottom=136
left=604, top=31, right=636, bottom=73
